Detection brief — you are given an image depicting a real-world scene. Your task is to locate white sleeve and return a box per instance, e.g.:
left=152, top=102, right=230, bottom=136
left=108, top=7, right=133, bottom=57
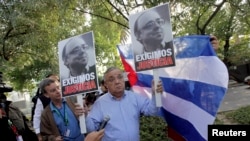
left=33, top=98, right=44, bottom=134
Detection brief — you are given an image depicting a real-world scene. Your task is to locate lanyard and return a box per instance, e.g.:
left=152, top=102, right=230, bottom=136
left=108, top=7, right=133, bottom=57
left=53, top=102, right=68, bottom=126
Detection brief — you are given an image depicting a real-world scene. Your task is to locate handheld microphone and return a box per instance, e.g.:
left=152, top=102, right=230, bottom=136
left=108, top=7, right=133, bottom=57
left=98, top=115, right=110, bottom=131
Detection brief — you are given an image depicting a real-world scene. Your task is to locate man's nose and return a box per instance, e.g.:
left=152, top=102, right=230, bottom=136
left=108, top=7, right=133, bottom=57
left=114, top=78, right=120, bottom=83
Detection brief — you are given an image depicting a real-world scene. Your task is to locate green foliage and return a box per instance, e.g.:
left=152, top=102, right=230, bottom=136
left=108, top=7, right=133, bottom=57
left=0, top=0, right=250, bottom=93
left=83, top=0, right=125, bottom=75
left=214, top=117, right=224, bottom=125
left=140, top=116, right=170, bottom=141
left=0, top=0, right=87, bottom=91
left=170, top=0, right=250, bottom=65
left=226, top=106, right=250, bottom=124
left=215, top=106, right=250, bottom=125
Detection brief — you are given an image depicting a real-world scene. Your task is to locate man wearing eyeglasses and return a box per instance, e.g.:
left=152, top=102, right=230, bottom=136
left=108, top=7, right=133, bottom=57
left=40, top=78, right=87, bottom=141
left=133, top=10, right=173, bottom=53
left=62, top=36, right=96, bottom=79
left=86, top=66, right=163, bottom=141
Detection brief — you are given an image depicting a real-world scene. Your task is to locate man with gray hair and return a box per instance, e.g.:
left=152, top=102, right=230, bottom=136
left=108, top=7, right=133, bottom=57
left=86, top=66, right=163, bottom=141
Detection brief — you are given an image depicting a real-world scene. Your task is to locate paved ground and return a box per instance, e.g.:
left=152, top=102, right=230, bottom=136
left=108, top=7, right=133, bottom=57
left=218, top=80, right=250, bottom=112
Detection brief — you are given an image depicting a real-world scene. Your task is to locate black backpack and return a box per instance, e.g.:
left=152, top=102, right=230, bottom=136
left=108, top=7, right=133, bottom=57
left=31, top=88, right=41, bottom=122
left=31, top=88, right=51, bottom=123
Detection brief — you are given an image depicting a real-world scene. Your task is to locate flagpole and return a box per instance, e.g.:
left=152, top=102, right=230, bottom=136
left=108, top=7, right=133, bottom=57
left=153, top=69, right=162, bottom=107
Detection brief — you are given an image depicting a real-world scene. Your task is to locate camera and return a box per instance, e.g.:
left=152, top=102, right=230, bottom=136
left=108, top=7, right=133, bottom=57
left=0, top=72, right=13, bottom=93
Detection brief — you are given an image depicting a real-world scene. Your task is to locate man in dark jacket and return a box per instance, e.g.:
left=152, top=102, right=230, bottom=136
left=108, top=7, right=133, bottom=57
left=0, top=93, right=38, bottom=141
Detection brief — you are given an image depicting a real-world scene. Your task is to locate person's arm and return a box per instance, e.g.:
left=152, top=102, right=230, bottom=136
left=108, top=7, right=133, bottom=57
left=86, top=101, right=103, bottom=132
left=40, top=107, right=60, bottom=141
left=33, top=98, right=44, bottom=141
left=85, top=129, right=104, bottom=141
left=138, top=80, right=163, bottom=116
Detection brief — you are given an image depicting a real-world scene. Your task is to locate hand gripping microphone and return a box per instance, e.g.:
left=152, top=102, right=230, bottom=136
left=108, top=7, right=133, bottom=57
left=98, top=115, right=110, bottom=131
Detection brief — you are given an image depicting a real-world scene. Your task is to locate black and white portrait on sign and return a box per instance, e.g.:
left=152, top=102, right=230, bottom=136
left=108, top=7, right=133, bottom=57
left=129, top=3, right=175, bottom=72
left=58, top=31, right=98, bottom=96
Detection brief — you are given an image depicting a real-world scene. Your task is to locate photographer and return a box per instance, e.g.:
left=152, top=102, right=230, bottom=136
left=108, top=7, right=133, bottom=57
left=0, top=94, right=17, bottom=141
left=0, top=72, right=38, bottom=141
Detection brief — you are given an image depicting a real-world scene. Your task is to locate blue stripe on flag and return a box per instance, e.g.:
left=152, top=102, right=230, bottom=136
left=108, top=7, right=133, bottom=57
left=135, top=72, right=227, bottom=116
left=174, top=35, right=216, bottom=58
left=161, top=77, right=226, bottom=116
left=159, top=107, right=206, bottom=141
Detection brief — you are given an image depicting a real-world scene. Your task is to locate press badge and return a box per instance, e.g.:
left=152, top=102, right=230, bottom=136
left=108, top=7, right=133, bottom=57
left=64, top=129, right=70, bottom=137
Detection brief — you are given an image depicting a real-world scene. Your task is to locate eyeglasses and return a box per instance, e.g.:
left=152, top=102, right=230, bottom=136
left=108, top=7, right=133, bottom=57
left=69, top=45, right=88, bottom=55
left=81, top=44, right=89, bottom=50
left=142, top=18, right=165, bottom=30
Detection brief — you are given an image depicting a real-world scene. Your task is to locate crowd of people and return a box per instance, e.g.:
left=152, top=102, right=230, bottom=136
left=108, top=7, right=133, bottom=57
left=0, top=66, right=163, bottom=141
left=0, top=8, right=220, bottom=139
left=1, top=34, right=219, bottom=141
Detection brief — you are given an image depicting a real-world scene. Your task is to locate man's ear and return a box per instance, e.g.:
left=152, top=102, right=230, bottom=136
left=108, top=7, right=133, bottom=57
left=104, top=82, right=108, bottom=89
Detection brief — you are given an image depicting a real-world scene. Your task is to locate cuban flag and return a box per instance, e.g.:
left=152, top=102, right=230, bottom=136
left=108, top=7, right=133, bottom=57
left=117, top=35, right=228, bottom=141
